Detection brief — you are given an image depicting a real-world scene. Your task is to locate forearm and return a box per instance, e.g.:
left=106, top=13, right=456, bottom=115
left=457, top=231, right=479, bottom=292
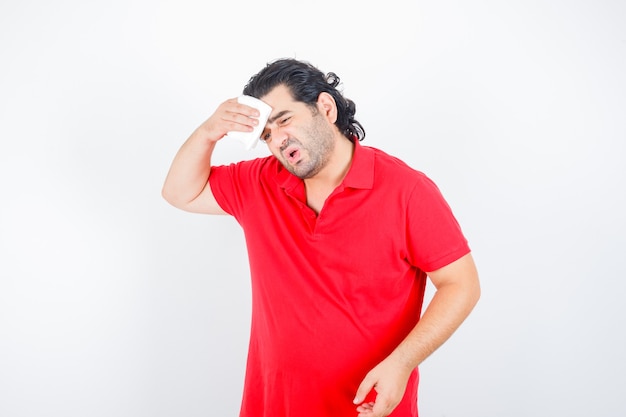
left=390, top=278, right=480, bottom=372
left=162, top=127, right=216, bottom=208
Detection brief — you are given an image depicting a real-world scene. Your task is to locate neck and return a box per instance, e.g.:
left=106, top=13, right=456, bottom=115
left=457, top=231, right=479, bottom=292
left=303, top=135, right=355, bottom=214
left=304, top=135, right=355, bottom=190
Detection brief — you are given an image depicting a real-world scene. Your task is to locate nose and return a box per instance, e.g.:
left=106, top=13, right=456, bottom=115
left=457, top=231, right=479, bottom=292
left=266, top=125, right=288, bottom=149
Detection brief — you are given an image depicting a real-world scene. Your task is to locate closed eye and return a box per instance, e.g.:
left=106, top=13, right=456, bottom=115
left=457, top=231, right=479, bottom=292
left=260, top=112, right=293, bottom=143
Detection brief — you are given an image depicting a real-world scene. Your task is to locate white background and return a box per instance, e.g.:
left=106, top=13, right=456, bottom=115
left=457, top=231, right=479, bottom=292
left=1, top=1, right=625, bottom=416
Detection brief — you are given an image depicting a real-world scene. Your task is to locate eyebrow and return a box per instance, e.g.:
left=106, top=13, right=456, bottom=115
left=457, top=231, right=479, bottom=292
left=267, top=110, right=291, bottom=125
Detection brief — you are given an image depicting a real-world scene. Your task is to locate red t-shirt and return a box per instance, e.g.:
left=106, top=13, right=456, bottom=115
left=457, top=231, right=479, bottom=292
left=208, top=141, right=470, bottom=417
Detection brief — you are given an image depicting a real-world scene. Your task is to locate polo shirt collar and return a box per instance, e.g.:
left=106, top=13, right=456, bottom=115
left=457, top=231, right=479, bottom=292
left=343, top=139, right=374, bottom=190
left=276, top=138, right=375, bottom=191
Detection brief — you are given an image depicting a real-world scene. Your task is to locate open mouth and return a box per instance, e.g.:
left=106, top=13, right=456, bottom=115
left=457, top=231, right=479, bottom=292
left=284, top=147, right=301, bottom=165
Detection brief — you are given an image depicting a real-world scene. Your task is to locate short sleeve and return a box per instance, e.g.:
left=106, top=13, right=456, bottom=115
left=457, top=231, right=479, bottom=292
left=208, top=157, right=271, bottom=221
left=405, top=174, right=470, bottom=272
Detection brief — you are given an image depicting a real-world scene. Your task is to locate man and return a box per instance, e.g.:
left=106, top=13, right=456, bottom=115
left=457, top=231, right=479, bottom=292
left=162, top=58, right=480, bottom=417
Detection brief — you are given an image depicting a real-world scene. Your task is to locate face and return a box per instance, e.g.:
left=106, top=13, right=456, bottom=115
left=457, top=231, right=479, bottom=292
left=260, top=85, right=337, bottom=179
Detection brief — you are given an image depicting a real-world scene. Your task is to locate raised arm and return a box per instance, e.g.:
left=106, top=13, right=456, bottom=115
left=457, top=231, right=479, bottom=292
left=161, top=98, right=261, bottom=214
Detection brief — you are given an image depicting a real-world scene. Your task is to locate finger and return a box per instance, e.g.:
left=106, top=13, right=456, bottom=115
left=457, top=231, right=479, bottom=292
left=354, top=376, right=376, bottom=405
left=356, top=401, right=374, bottom=409
left=371, top=394, right=395, bottom=417
left=356, top=402, right=375, bottom=412
left=224, top=99, right=260, bottom=118
left=218, top=98, right=260, bottom=121
left=237, top=102, right=261, bottom=118
left=222, top=108, right=260, bottom=125
left=214, top=112, right=259, bottom=138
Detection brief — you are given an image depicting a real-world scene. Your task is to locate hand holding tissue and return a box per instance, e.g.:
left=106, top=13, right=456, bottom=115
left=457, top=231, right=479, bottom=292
left=226, top=95, right=272, bottom=150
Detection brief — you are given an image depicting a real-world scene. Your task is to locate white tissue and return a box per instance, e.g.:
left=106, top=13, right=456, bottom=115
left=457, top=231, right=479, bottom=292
left=226, top=95, right=272, bottom=150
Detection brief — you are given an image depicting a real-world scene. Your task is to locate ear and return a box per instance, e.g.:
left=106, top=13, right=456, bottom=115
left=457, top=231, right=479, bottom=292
left=316, top=92, right=338, bottom=124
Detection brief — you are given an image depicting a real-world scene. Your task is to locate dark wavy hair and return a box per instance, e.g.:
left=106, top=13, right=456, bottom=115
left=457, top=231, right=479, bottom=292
left=242, top=58, right=365, bottom=142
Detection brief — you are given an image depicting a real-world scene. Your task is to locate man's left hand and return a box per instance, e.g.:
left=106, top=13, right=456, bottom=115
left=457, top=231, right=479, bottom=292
left=353, top=356, right=413, bottom=417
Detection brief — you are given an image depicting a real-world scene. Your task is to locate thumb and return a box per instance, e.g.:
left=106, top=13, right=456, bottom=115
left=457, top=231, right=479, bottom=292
left=353, top=374, right=376, bottom=405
